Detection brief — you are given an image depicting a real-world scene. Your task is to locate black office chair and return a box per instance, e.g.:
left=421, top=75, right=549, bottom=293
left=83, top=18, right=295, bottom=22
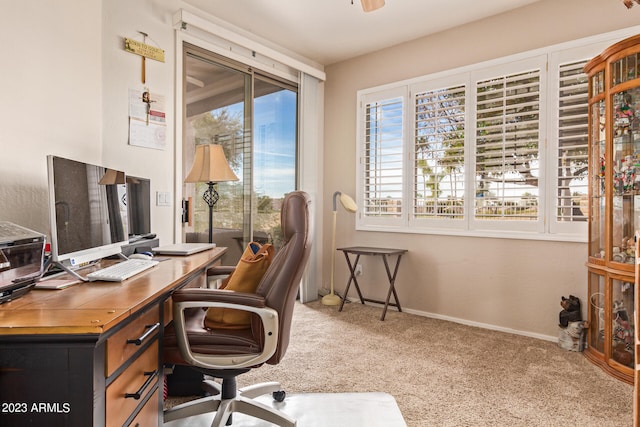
left=163, top=191, right=312, bottom=426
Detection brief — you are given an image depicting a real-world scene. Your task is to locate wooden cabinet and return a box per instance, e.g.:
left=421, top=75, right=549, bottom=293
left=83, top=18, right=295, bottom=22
left=0, top=248, right=226, bottom=426
left=585, top=34, right=640, bottom=384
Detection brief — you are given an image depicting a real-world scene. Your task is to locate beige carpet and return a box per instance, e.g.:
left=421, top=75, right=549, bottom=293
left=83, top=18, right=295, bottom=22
left=232, top=300, right=632, bottom=427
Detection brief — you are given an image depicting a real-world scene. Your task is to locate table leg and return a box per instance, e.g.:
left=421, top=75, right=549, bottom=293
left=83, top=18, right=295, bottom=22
left=339, top=253, right=365, bottom=312
left=380, top=254, right=404, bottom=321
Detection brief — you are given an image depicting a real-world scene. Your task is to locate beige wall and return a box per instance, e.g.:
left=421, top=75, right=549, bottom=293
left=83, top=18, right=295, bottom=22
left=0, top=0, right=180, bottom=246
left=101, top=0, right=178, bottom=244
left=323, top=0, right=640, bottom=339
left=0, top=0, right=103, bottom=232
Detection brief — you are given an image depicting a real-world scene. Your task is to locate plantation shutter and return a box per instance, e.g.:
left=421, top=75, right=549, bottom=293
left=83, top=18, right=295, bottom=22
left=556, top=60, right=589, bottom=223
left=413, top=85, right=466, bottom=220
left=356, top=35, right=621, bottom=238
left=475, top=68, right=541, bottom=221
left=360, top=93, right=404, bottom=219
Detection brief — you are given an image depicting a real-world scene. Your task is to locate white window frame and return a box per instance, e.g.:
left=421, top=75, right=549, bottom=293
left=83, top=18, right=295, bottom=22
left=356, top=26, right=640, bottom=242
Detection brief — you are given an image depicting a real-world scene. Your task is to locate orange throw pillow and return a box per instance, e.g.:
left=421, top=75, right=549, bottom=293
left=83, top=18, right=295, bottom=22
left=204, top=242, right=274, bottom=329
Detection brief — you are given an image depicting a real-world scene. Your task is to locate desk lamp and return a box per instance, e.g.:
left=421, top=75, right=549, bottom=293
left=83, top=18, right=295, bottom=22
left=322, top=191, right=357, bottom=306
left=185, top=144, right=238, bottom=243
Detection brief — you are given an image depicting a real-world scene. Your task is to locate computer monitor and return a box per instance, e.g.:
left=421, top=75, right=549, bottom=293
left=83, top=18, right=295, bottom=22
left=47, top=155, right=129, bottom=268
left=125, top=175, right=151, bottom=237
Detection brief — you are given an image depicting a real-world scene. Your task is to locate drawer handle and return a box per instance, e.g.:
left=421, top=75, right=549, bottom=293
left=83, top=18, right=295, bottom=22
left=126, top=323, right=160, bottom=346
left=125, top=370, right=158, bottom=400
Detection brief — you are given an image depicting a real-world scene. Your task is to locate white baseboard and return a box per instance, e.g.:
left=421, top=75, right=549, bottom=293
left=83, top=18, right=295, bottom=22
left=332, top=294, right=557, bottom=343
left=402, top=307, right=557, bottom=343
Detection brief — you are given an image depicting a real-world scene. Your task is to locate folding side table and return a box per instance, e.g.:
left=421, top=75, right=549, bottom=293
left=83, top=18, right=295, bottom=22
left=337, top=246, right=407, bottom=320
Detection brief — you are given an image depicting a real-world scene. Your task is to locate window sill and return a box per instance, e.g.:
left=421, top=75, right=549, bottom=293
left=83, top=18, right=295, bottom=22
left=355, top=224, right=587, bottom=243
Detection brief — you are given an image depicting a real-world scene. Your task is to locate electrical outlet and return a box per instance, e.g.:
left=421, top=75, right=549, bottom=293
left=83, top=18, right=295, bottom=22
left=355, top=264, right=363, bottom=276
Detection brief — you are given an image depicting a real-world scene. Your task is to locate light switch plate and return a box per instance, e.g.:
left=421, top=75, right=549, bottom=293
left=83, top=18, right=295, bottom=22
left=156, top=191, right=171, bottom=206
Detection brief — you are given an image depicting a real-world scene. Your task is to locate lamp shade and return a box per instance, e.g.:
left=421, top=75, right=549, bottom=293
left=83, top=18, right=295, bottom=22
left=338, top=193, right=357, bottom=213
left=185, top=144, right=239, bottom=183
left=361, top=0, right=385, bottom=12
left=99, top=169, right=125, bottom=185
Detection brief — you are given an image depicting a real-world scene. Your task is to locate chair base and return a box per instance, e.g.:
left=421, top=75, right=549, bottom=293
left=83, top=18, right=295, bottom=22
left=164, top=380, right=296, bottom=427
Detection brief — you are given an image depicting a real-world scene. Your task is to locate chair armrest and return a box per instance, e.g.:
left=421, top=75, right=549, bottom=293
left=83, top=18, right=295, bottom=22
left=171, top=288, right=278, bottom=370
left=206, top=266, right=236, bottom=277
left=172, top=288, right=266, bottom=307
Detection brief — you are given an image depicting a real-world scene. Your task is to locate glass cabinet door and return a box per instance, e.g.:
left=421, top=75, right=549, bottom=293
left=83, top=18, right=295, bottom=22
left=611, top=278, right=634, bottom=368
left=588, top=271, right=605, bottom=354
left=611, top=88, right=640, bottom=265
left=611, top=53, right=640, bottom=86
left=589, top=99, right=606, bottom=259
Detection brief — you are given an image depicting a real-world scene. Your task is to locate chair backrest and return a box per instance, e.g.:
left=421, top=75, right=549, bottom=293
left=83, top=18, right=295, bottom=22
left=254, top=191, right=312, bottom=364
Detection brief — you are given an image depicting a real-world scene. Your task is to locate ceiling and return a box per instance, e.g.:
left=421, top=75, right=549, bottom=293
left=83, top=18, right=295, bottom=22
left=183, top=0, right=542, bottom=66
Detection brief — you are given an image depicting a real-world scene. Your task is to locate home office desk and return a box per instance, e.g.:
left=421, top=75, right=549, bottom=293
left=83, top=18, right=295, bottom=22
left=337, top=246, right=407, bottom=321
left=0, top=247, right=226, bottom=427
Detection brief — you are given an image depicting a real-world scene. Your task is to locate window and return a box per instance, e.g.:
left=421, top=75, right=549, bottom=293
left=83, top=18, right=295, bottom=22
left=356, top=32, right=633, bottom=241
left=471, top=57, right=545, bottom=234
left=360, top=88, right=406, bottom=226
left=554, top=60, right=589, bottom=225
left=182, top=44, right=299, bottom=262
left=475, top=69, right=541, bottom=220
left=414, top=84, right=466, bottom=222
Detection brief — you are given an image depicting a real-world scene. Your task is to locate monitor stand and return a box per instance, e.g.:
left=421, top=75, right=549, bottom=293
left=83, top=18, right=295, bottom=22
left=46, top=261, right=89, bottom=282
left=44, top=252, right=131, bottom=282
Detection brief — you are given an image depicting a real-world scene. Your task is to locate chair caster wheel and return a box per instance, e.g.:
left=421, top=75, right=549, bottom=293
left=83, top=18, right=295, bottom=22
left=273, top=390, right=286, bottom=402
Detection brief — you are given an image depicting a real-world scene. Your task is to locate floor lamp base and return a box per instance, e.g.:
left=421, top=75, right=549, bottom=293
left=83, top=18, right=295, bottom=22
left=322, top=293, right=341, bottom=306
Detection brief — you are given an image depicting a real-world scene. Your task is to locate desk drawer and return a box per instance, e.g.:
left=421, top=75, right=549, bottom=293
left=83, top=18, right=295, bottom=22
left=127, top=390, right=160, bottom=427
left=106, top=340, right=159, bottom=427
left=106, top=305, right=160, bottom=377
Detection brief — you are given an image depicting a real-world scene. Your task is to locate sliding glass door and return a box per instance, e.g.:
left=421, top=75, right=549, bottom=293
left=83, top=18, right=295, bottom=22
left=253, top=75, right=298, bottom=250
left=182, top=44, right=298, bottom=264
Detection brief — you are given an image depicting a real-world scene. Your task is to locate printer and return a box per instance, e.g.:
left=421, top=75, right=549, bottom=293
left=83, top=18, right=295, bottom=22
left=0, top=221, right=46, bottom=304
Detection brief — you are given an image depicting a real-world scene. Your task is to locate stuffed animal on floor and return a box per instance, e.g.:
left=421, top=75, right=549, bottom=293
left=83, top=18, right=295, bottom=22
left=559, top=295, right=581, bottom=328
left=558, top=320, right=588, bottom=352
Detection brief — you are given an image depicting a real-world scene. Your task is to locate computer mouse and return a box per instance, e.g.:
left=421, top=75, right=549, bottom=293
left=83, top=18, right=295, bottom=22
left=130, top=253, right=153, bottom=260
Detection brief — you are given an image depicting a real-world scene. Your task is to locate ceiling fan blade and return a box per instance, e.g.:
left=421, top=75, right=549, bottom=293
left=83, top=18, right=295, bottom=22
left=361, top=0, right=385, bottom=12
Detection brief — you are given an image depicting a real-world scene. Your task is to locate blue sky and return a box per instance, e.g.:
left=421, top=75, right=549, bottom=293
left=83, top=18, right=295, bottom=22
left=227, top=89, right=297, bottom=198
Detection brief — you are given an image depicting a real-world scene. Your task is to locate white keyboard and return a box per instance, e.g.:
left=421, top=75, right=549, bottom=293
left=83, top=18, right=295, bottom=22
left=86, top=259, right=159, bottom=282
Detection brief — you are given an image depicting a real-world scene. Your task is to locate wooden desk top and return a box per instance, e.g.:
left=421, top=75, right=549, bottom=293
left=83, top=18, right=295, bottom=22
left=0, top=247, right=227, bottom=336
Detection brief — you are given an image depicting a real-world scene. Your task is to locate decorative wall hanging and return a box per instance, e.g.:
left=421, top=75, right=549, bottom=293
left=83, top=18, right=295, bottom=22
left=128, top=88, right=166, bottom=150
left=124, top=31, right=165, bottom=84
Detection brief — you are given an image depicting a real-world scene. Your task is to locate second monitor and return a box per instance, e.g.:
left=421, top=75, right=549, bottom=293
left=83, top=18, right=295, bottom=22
left=125, top=175, right=151, bottom=239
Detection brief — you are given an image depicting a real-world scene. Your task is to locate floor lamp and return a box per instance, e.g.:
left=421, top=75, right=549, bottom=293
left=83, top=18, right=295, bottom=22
left=322, top=191, right=357, bottom=306
left=185, top=144, right=238, bottom=244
